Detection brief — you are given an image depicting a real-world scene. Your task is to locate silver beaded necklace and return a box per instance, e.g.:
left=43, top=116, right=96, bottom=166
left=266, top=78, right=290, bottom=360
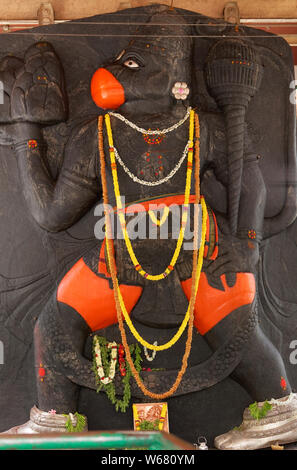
left=109, top=107, right=191, bottom=135
left=109, top=107, right=192, bottom=186
left=113, top=142, right=190, bottom=187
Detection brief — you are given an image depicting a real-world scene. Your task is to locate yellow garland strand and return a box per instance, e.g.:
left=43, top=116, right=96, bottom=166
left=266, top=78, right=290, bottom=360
left=148, top=206, right=170, bottom=227
left=133, top=404, right=141, bottom=431
left=102, top=110, right=206, bottom=352
left=98, top=113, right=204, bottom=397
left=106, top=197, right=207, bottom=351
left=105, top=110, right=195, bottom=281
left=158, top=403, right=167, bottom=431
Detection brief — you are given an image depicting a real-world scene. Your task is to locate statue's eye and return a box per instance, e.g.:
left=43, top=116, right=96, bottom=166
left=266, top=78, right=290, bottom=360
left=123, top=58, right=140, bottom=69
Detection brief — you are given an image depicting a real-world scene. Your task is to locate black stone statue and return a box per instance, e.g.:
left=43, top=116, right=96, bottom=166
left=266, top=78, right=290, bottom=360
left=0, top=4, right=297, bottom=448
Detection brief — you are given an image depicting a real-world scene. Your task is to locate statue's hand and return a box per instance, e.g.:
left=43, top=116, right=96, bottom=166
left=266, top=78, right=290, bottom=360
left=206, top=214, right=260, bottom=278
left=0, top=42, right=67, bottom=124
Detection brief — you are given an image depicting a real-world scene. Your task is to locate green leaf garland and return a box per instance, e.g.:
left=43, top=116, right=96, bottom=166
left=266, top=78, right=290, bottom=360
left=92, top=336, right=143, bottom=413
left=249, top=400, right=272, bottom=420
left=138, top=419, right=160, bottom=431
left=64, top=412, right=86, bottom=432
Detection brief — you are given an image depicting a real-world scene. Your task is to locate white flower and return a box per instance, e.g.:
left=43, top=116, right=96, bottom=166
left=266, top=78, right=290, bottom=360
left=172, top=82, right=190, bottom=100
left=94, top=338, right=118, bottom=385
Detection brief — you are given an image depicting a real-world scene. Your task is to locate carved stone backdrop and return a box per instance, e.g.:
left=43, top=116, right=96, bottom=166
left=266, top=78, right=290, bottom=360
left=0, top=4, right=296, bottom=446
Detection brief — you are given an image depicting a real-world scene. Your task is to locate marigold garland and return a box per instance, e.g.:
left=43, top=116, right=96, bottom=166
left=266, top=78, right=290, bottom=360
left=98, top=111, right=206, bottom=399
left=101, top=111, right=205, bottom=353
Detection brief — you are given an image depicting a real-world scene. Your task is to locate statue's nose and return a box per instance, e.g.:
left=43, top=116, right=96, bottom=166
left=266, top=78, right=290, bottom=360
left=91, top=68, right=125, bottom=110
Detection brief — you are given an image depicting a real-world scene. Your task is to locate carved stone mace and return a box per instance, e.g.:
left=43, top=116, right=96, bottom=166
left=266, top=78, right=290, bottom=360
left=205, top=38, right=263, bottom=234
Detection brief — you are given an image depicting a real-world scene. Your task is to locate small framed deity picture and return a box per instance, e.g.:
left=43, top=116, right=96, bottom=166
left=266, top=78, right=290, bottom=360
left=132, top=402, right=169, bottom=432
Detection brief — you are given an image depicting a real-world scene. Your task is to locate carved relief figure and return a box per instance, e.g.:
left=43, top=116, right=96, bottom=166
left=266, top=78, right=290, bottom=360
left=0, top=5, right=297, bottom=449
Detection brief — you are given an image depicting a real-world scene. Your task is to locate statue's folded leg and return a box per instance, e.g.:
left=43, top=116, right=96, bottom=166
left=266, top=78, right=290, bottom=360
left=212, top=313, right=294, bottom=449
left=182, top=270, right=290, bottom=400
left=181, top=270, right=294, bottom=449
left=214, top=391, right=297, bottom=450
left=230, top=323, right=291, bottom=400
left=2, top=254, right=142, bottom=433
left=2, top=298, right=91, bottom=434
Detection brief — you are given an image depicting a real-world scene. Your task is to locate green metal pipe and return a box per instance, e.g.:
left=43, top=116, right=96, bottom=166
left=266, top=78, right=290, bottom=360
left=0, top=431, right=183, bottom=451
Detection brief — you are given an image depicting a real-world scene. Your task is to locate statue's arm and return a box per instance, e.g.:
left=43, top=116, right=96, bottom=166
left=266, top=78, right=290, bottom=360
left=199, top=113, right=228, bottom=213
left=201, top=166, right=228, bottom=214
left=0, top=42, right=100, bottom=232
left=13, top=120, right=100, bottom=232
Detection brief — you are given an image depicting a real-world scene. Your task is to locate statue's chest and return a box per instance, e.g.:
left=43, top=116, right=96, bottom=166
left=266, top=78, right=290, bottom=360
left=135, top=148, right=170, bottom=181
left=104, top=135, right=193, bottom=204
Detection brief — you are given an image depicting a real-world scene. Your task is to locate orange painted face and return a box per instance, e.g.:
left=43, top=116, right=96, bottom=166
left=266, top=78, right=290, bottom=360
left=90, top=67, right=125, bottom=110
left=90, top=45, right=186, bottom=114
left=90, top=9, right=193, bottom=114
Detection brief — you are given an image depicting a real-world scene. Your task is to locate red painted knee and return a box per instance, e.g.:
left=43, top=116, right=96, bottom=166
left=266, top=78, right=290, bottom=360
left=181, top=272, right=256, bottom=335
left=57, top=258, right=142, bottom=332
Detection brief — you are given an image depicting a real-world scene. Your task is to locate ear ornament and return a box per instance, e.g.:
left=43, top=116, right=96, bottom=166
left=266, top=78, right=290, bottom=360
left=172, top=82, right=190, bottom=100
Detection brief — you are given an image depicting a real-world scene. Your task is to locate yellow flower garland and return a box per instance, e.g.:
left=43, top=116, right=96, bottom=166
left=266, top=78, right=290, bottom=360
left=105, top=196, right=207, bottom=351
left=148, top=206, right=170, bottom=227
left=105, top=110, right=195, bottom=281
left=98, top=112, right=205, bottom=397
